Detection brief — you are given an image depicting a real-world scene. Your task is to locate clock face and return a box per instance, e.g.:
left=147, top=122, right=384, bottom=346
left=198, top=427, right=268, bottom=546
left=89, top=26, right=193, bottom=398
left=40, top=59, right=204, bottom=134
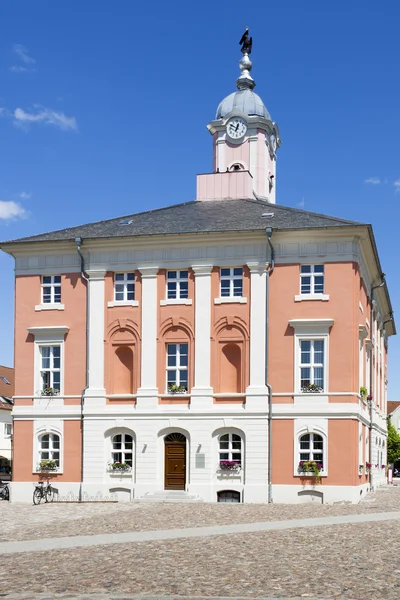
left=227, top=118, right=247, bottom=140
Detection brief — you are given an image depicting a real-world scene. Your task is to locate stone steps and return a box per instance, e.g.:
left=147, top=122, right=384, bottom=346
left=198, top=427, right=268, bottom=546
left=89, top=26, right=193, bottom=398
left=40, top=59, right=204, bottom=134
left=135, top=490, right=204, bottom=503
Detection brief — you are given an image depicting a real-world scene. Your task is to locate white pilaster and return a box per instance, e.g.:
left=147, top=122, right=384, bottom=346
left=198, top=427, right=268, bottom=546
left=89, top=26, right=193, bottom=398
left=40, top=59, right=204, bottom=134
left=216, top=136, right=226, bottom=172
left=137, top=266, right=159, bottom=409
left=246, top=263, right=267, bottom=407
left=86, top=270, right=106, bottom=403
left=191, top=265, right=213, bottom=409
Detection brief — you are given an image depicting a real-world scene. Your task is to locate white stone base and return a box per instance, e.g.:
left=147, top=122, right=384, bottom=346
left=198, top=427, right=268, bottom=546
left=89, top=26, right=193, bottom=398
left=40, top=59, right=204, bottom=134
left=272, top=483, right=370, bottom=504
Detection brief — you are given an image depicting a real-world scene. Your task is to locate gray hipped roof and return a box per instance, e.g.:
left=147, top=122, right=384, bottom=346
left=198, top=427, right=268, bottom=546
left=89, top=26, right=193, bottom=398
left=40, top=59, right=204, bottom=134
left=0, top=198, right=363, bottom=245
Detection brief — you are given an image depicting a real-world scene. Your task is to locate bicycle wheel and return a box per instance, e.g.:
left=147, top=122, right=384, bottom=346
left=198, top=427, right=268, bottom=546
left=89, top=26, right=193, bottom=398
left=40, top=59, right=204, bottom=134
left=45, top=485, right=54, bottom=503
left=4, top=486, right=9, bottom=501
left=33, top=488, right=43, bottom=505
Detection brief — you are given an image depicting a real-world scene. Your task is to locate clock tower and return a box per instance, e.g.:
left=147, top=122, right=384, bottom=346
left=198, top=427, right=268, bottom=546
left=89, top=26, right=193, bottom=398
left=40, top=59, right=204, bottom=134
left=196, top=29, right=280, bottom=204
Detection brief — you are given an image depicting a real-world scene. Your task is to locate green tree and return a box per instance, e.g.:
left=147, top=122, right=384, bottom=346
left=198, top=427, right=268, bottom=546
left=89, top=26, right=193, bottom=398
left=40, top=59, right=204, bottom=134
left=387, top=418, right=400, bottom=465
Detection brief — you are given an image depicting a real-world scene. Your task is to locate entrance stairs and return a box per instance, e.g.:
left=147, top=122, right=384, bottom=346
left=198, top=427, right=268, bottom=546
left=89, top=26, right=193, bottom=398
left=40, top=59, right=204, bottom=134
left=135, top=490, right=204, bottom=503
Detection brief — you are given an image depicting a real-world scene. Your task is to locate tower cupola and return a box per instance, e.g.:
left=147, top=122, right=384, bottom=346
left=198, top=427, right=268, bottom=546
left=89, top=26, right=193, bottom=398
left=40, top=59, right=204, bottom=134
left=196, top=29, right=281, bottom=204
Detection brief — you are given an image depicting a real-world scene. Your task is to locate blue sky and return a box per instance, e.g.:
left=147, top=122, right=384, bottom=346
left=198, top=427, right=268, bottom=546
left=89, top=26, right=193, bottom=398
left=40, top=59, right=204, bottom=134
left=0, top=1, right=399, bottom=396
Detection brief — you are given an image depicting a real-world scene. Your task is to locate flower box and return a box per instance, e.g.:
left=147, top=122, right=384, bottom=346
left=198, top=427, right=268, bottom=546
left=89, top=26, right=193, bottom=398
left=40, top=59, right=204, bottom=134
left=40, top=388, right=60, bottom=397
left=167, top=385, right=188, bottom=395
left=37, top=459, right=59, bottom=472
left=107, top=462, right=132, bottom=474
left=219, top=460, right=241, bottom=472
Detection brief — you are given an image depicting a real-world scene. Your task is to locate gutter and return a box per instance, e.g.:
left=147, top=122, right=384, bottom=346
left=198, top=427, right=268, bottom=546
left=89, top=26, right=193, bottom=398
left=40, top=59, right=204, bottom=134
left=265, top=227, right=275, bottom=503
left=75, top=237, right=89, bottom=503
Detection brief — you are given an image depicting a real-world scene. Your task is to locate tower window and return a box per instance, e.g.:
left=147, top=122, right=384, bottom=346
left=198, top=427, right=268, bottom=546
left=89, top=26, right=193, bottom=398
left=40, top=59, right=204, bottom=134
left=229, top=163, right=244, bottom=172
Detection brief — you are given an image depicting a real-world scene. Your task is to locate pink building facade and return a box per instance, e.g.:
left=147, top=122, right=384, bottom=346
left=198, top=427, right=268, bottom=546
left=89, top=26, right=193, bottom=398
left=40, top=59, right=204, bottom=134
left=1, top=35, right=395, bottom=503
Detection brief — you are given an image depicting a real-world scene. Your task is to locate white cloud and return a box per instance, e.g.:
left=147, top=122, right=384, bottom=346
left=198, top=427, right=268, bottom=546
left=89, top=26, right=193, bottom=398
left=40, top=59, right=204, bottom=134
left=364, top=177, right=381, bottom=185
left=19, top=192, right=31, bottom=199
left=14, top=107, right=78, bottom=131
left=13, top=44, right=35, bottom=65
left=9, top=65, right=30, bottom=73
left=0, top=201, right=27, bottom=220
left=394, top=180, right=400, bottom=193
left=297, top=198, right=305, bottom=209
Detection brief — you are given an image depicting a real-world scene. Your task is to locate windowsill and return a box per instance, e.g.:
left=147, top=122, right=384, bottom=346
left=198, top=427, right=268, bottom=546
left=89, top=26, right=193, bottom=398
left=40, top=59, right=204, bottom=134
left=33, top=471, right=63, bottom=476
left=35, top=304, right=65, bottom=311
left=295, top=472, right=327, bottom=478
left=107, top=300, right=139, bottom=307
left=108, top=472, right=133, bottom=478
left=294, top=294, right=330, bottom=302
left=214, top=297, right=247, bottom=305
left=160, top=299, right=192, bottom=306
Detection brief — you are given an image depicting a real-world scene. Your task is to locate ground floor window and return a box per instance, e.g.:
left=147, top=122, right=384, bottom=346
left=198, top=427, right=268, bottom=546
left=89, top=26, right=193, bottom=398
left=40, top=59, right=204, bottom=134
left=217, top=490, right=241, bottom=503
left=38, top=433, right=60, bottom=467
left=299, top=433, right=324, bottom=467
left=219, top=433, right=242, bottom=466
left=111, top=433, right=133, bottom=467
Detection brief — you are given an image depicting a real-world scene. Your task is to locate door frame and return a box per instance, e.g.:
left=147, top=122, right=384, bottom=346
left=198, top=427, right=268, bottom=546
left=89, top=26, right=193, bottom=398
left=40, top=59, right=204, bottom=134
left=163, top=432, right=189, bottom=490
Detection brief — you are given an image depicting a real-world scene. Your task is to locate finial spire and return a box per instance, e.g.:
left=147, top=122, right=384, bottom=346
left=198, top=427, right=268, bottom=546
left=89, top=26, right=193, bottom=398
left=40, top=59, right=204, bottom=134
left=237, top=27, right=255, bottom=91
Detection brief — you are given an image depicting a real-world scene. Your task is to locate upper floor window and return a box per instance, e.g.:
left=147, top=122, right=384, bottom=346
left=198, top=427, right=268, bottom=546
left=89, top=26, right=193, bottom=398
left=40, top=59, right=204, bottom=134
left=42, top=275, right=61, bottom=304
left=220, top=268, right=243, bottom=298
left=166, top=343, right=188, bottom=393
left=219, top=433, right=242, bottom=467
left=40, top=345, right=61, bottom=393
left=167, top=270, right=188, bottom=299
left=300, top=339, right=324, bottom=392
left=4, top=423, right=12, bottom=437
left=114, top=273, right=135, bottom=302
left=38, top=433, right=60, bottom=467
left=300, top=265, right=324, bottom=295
left=299, top=433, right=324, bottom=467
left=111, top=433, right=133, bottom=467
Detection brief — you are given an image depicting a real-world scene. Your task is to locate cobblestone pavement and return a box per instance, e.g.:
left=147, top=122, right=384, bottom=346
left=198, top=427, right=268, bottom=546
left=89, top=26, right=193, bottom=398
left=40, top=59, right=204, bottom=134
left=1, top=487, right=400, bottom=599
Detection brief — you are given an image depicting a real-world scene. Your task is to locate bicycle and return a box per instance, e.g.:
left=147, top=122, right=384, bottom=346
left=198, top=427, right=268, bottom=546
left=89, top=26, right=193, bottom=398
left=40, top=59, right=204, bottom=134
left=33, top=481, right=54, bottom=505
left=0, top=480, right=9, bottom=501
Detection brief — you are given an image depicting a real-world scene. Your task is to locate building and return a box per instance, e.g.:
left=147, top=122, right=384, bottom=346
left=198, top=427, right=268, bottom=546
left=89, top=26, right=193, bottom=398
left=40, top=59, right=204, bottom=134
left=0, top=33, right=395, bottom=503
left=0, top=366, right=14, bottom=476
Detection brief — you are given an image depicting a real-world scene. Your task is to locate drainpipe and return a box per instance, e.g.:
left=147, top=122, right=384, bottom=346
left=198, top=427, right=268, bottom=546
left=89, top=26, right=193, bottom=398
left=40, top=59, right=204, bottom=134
left=265, top=226, right=275, bottom=503
left=75, top=237, right=89, bottom=502
left=369, top=276, right=386, bottom=491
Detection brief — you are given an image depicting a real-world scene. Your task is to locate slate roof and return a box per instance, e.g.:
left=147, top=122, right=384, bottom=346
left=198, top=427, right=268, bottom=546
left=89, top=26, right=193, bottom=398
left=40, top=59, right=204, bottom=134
left=0, top=198, right=363, bottom=246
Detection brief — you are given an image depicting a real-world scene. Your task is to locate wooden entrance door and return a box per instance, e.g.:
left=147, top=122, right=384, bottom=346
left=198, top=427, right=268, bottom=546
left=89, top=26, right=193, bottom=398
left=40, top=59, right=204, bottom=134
left=164, top=433, right=186, bottom=490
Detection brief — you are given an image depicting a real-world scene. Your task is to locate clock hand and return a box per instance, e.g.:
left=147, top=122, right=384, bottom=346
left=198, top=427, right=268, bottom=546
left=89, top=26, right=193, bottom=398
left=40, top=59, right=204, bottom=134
left=235, top=123, right=240, bottom=132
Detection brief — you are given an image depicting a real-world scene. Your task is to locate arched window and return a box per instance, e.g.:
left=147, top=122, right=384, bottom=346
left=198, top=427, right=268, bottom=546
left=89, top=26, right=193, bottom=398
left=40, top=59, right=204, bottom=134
left=38, top=433, right=60, bottom=466
left=217, top=490, right=241, bottom=503
left=299, top=433, right=323, bottom=467
left=229, top=163, right=244, bottom=172
left=219, top=433, right=242, bottom=466
left=111, top=433, right=133, bottom=467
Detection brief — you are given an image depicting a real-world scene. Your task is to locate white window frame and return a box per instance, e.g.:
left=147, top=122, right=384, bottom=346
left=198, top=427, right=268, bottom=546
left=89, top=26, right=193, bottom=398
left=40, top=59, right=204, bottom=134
left=108, top=272, right=139, bottom=307
left=218, top=432, right=243, bottom=467
left=299, top=339, right=325, bottom=392
left=289, top=319, right=333, bottom=396
left=295, top=265, right=329, bottom=302
left=4, top=423, right=12, bottom=437
left=160, top=270, right=192, bottom=305
left=36, top=275, right=64, bottom=311
left=39, top=345, right=61, bottom=393
left=110, top=433, right=133, bottom=470
left=28, top=326, right=69, bottom=397
left=34, top=427, right=63, bottom=473
left=166, top=343, right=189, bottom=393
left=215, top=267, right=247, bottom=304
left=294, top=425, right=327, bottom=476
left=41, top=275, right=62, bottom=304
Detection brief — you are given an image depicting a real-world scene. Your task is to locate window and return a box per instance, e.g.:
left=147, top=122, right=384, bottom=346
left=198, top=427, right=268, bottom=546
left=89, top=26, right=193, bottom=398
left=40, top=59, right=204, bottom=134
left=40, top=346, right=61, bottom=392
left=167, top=270, right=189, bottom=299
left=299, top=433, right=324, bottom=467
left=217, top=490, right=241, bottom=503
left=166, top=343, right=188, bottom=392
left=220, top=268, right=243, bottom=298
left=111, top=433, right=133, bottom=467
left=4, top=423, right=12, bottom=437
left=114, top=273, right=135, bottom=302
left=38, top=433, right=60, bottom=466
left=41, top=275, right=61, bottom=304
left=219, top=433, right=242, bottom=466
left=300, top=339, right=324, bottom=391
left=300, top=265, right=324, bottom=295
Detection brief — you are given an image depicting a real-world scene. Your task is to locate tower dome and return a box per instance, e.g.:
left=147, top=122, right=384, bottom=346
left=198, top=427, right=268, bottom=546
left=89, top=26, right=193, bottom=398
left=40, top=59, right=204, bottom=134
left=216, top=89, right=270, bottom=120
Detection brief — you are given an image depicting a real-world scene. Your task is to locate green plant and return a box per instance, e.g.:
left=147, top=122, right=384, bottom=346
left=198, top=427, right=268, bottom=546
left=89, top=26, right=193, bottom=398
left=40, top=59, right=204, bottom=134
left=168, top=384, right=187, bottom=394
left=41, top=387, right=60, bottom=397
left=108, top=462, right=131, bottom=472
left=298, top=460, right=323, bottom=483
left=38, top=459, right=58, bottom=472
left=359, top=387, right=368, bottom=399
left=301, top=384, right=323, bottom=393
left=387, top=418, right=400, bottom=464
